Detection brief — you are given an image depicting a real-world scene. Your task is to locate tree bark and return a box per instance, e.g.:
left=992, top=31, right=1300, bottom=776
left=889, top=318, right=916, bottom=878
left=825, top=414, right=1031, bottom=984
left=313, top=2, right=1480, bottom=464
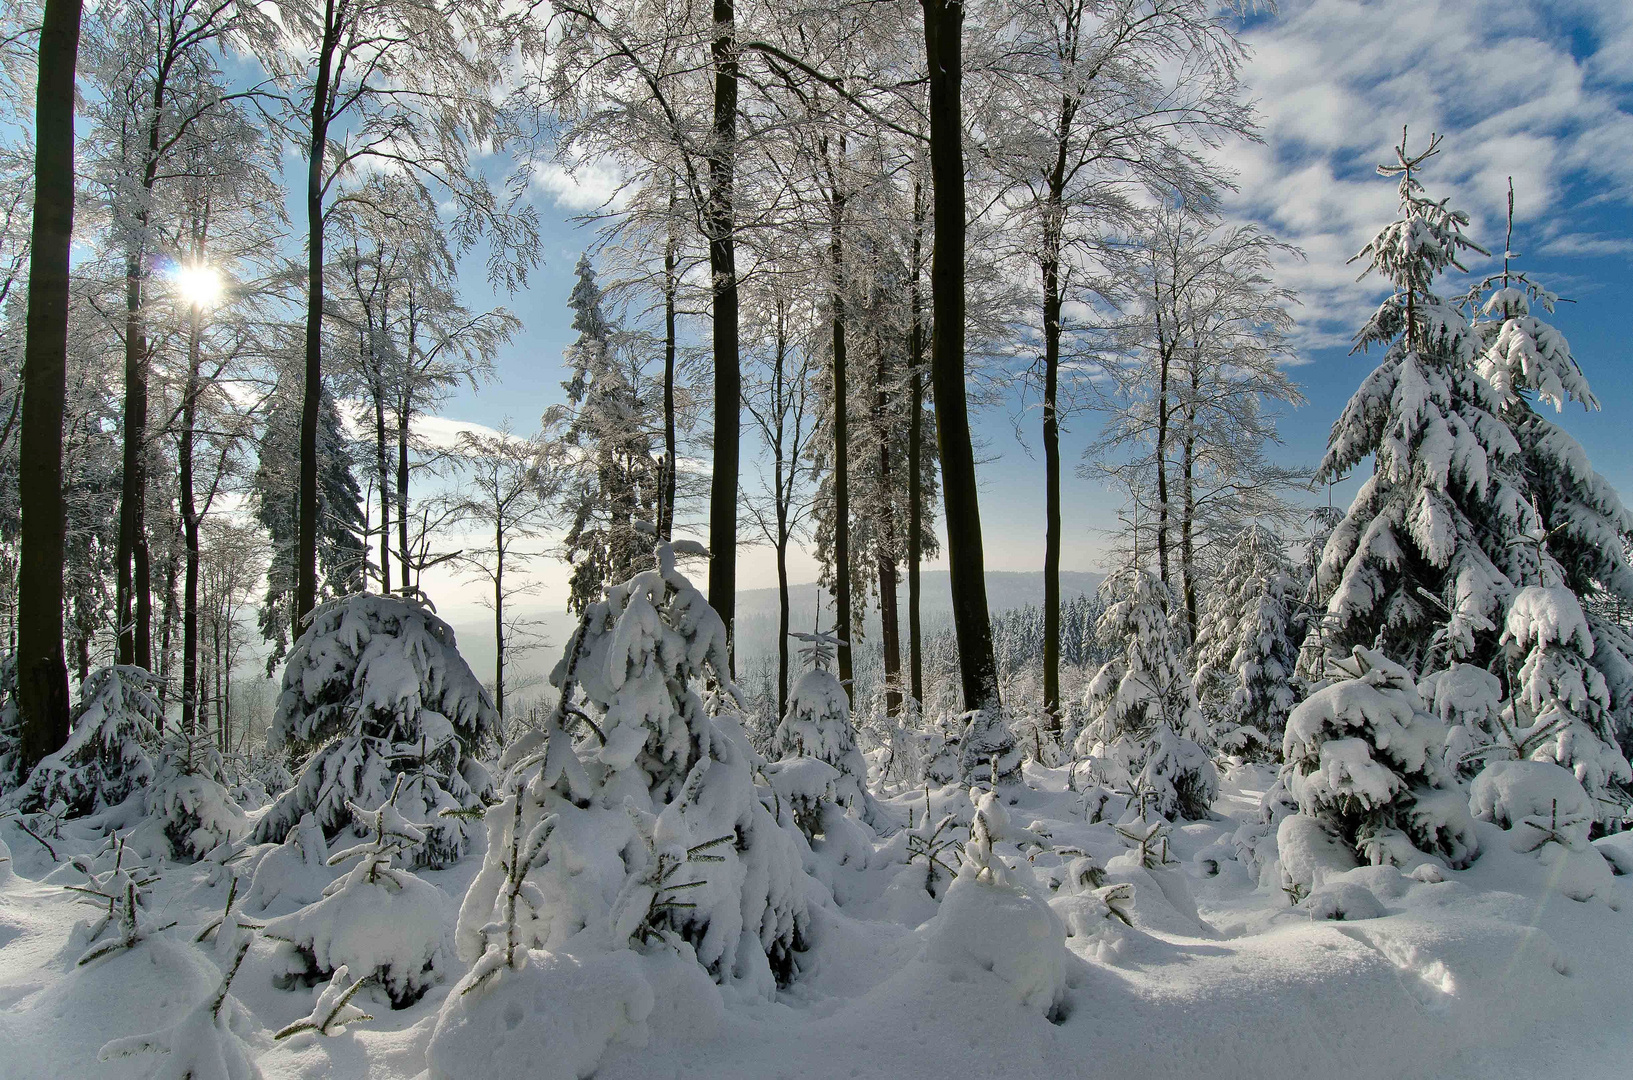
left=17, top=0, right=82, bottom=768
left=1153, top=270, right=1172, bottom=588
left=773, top=313, right=791, bottom=718
left=493, top=519, right=505, bottom=720
left=180, top=299, right=202, bottom=732
left=908, top=182, right=925, bottom=709
left=828, top=176, right=852, bottom=702
left=1040, top=88, right=1075, bottom=731
left=921, top=0, right=999, bottom=714
left=374, top=376, right=392, bottom=590
left=297, top=5, right=343, bottom=626
left=660, top=219, right=678, bottom=542
left=1181, top=355, right=1199, bottom=638
left=116, top=249, right=152, bottom=669
left=706, top=0, right=740, bottom=673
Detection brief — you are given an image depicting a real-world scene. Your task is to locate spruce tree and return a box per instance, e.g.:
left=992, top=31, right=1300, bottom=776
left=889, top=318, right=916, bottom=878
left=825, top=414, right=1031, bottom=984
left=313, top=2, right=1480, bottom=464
left=558, top=253, right=661, bottom=614
left=1310, top=132, right=1531, bottom=673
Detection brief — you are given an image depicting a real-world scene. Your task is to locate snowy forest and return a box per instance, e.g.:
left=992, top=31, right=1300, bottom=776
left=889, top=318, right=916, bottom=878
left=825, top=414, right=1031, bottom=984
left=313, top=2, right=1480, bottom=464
left=2, top=0, right=1633, bottom=1077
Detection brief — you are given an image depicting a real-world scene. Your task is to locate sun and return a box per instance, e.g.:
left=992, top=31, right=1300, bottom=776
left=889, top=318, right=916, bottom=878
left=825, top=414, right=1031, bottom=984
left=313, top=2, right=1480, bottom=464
left=172, top=263, right=223, bottom=308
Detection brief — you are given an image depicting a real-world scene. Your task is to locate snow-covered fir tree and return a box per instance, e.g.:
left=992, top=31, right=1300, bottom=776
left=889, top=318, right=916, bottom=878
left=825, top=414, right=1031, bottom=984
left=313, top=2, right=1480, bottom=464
left=1309, top=133, right=1531, bottom=673
left=7, top=666, right=161, bottom=816
left=1467, top=217, right=1633, bottom=765
left=1079, top=568, right=1217, bottom=819
left=141, top=728, right=249, bottom=861
left=558, top=253, right=661, bottom=615
left=1194, top=524, right=1301, bottom=758
left=448, top=542, right=809, bottom=995
left=254, top=379, right=368, bottom=671
left=0, top=655, right=22, bottom=794
left=1282, top=646, right=1479, bottom=869
left=1500, top=585, right=1630, bottom=826
left=252, top=594, right=496, bottom=868
left=768, top=629, right=887, bottom=832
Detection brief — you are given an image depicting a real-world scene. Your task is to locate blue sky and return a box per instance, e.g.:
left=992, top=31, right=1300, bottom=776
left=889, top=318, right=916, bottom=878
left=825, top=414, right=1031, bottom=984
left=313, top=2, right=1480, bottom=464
left=418, top=0, right=1633, bottom=632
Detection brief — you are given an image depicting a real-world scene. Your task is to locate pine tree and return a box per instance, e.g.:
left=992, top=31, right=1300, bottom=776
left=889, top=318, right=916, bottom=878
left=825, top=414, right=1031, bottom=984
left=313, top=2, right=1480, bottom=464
left=1282, top=646, right=1479, bottom=869
left=1194, top=525, right=1301, bottom=758
left=1079, top=568, right=1216, bottom=819
left=252, top=595, right=496, bottom=869
left=1310, top=132, right=1531, bottom=673
left=254, top=378, right=366, bottom=670
left=7, top=665, right=160, bottom=816
left=1466, top=203, right=1633, bottom=769
left=559, top=253, right=661, bottom=615
left=449, top=543, right=809, bottom=994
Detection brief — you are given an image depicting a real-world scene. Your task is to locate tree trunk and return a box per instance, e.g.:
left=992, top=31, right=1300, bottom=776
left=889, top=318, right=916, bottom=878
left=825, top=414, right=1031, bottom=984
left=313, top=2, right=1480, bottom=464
left=1181, top=357, right=1199, bottom=639
left=1153, top=274, right=1171, bottom=587
left=921, top=0, right=999, bottom=714
left=374, top=372, right=392, bottom=590
left=16, top=0, right=82, bottom=768
left=660, top=200, right=678, bottom=541
left=494, top=520, right=505, bottom=721
left=829, top=182, right=852, bottom=702
left=1041, top=242, right=1062, bottom=728
left=297, top=15, right=342, bottom=626
left=874, top=339, right=900, bottom=716
left=397, top=405, right=411, bottom=594
left=116, top=249, right=152, bottom=669
left=180, top=296, right=203, bottom=732
left=706, top=0, right=740, bottom=673
left=908, top=181, right=925, bottom=709
left=773, top=314, right=791, bottom=718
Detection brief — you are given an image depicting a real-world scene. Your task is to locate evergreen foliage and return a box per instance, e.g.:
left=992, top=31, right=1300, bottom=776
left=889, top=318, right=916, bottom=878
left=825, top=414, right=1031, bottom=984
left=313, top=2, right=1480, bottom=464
left=8, top=666, right=161, bottom=816
left=253, top=594, right=496, bottom=869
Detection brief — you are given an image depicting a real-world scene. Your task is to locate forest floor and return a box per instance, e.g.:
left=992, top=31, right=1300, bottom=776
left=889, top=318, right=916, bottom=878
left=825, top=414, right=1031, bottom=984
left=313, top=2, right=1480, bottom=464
left=3, top=761, right=1632, bottom=1080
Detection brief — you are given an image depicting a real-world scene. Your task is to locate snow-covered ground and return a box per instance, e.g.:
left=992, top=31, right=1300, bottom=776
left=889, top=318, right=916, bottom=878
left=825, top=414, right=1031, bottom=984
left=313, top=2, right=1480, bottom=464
left=4, top=759, right=1631, bottom=1080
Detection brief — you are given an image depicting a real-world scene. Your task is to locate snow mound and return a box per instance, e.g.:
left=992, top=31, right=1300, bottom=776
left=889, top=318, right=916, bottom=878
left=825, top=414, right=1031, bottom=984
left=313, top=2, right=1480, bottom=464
left=1470, top=759, right=1595, bottom=851
left=1304, top=881, right=1387, bottom=921
left=1276, top=812, right=1359, bottom=895
left=427, top=948, right=723, bottom=1080
left=922, top=868, right=1068, bottom=1017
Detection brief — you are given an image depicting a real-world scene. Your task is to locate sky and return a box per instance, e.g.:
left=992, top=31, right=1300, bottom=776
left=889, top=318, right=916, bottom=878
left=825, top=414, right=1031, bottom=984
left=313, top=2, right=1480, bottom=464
left=398, top=0, right=1633, bottom=658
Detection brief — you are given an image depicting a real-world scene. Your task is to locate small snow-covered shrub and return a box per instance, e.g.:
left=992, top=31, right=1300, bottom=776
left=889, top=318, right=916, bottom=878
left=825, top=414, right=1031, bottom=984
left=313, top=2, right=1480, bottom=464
left=922, top=790, right=1069, bottom=1017
left=8, top=666, right=160, bottom=817
left=1274, top=813, right=1359, bottom=900
left=1282, top=647, right=1478, bottom=870
left=140, top=730, right=249, bottom=862
left=263, top=792, right=449, bottom=1007
left=449, top=543, right=811, bottom=999
left=1078, top=569, right=1217, bottom=820
left=253, top=594, right=497, bottom=868
left=770, top=631, right=889, bottom=832
left=1419, top=663, right=1504, bottom=778
left=1472, top=759, right=1613, bottom=902
left=246, top=813, right=334, bottom=914
left=1501, top=585, right=1631, bottom=826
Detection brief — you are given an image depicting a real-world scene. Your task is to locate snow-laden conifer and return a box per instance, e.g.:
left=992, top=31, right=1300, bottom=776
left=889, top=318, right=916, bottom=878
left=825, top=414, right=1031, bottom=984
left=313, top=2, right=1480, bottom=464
left=1309, top=133, right=1530, bottom=672
left=449, top=542, right=810, bottom=997
left=1194, top=525, right=1301, bottom=758
left=0, top=655, right=22, bottom=794
left=1500, top=585, right=1630, bottom=825
left=768, top=628, right=888, bottom=832
left=252, top=594, right=496, bottom=869
left=1078, top=568, right=1217, bottom=819
left=8, top=666, right=161, bottom=816
left=142, top=728, right=250, bottom=862
left=1282, top=646, right=1478, bottom=869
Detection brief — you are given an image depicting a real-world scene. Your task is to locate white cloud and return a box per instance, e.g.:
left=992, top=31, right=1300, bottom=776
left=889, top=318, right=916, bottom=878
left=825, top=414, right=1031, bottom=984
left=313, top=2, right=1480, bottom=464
left=533, top=160, right=628, bottom=212
left=1225, top=0, right=1633, bottom=344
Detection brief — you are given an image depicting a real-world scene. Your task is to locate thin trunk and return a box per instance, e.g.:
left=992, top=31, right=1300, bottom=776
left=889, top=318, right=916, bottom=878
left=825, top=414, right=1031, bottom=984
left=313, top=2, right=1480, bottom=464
left=494, top=521, right=505, bottom=721
left=1181, top=357, right=1199, bottom=638
left=180, top=293, right=203, bottom=732
left=116, top=250, right=150, bottom=669
left=1153, top=273, right=1171, bottom=587
left=706, top=0, right=740, bottom=673
left=773, top=315, right=791, bottom=718
left=155, top=553, right=177, bottom=717
left=374, top=369, right=392, bottom=590
left=908, top=181, right=925, bottom=708
left=397, top=404, right=411, bottom=594
left=829, top=173, right=852, bottom=701
left=922, top=0, right=999, bottom=713
left=298, top=4, right=342, bottom=626
left=1040, top=89, right=1075, bottom=730
left=17, top=0, right=81, bottom=768
left=875, top=337, right=900, bottom=716
left=660, top=197, right=678, bottom=541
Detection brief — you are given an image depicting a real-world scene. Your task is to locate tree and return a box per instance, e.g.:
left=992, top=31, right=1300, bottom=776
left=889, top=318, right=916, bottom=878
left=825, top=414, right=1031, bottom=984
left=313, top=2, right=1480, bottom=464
left=991, top=0, right=1253, bottom=726
left=448, top=426, right=562, bottom=722
left=253, top=373, right=366, bottom=670
left=922, top=0, right=1002, bottom=724
left=558, top=253, right=661, bottom=614
left=1193, top=523, right=1301, bottom=757
left=261, top=0, right=540, bottom=625
left=15, top=0, right=83, bottom=769
left=1309, top=132, right=1528, bottom=674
